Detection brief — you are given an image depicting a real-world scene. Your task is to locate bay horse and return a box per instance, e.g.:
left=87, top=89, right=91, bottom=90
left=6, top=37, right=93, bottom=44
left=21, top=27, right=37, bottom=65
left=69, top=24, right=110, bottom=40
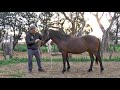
left=41, top=29, right=104, bottom=73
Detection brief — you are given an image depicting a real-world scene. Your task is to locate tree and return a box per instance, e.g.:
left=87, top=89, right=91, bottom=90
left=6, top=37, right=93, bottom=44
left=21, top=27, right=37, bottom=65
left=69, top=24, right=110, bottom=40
left=38, top=12, right=54, bottom=30
left=92, top=12, right=118, bottom=51
left=92, top=12, right=120, bottom=60
left=61, top=12, right=85, bottom=36
left=110, top=13, right=120, bottom=52
left=83, top=24, right=93, bottom=35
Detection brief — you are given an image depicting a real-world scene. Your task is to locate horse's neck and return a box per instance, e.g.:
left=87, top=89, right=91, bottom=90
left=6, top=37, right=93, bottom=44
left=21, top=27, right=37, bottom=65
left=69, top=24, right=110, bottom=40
left=51, top=37, right=61, bottom=46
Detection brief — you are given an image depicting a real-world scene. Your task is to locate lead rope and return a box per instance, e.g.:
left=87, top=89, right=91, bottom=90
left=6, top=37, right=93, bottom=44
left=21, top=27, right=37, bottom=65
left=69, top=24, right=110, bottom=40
left=38, top=31, right=53, bottom=70
left=48, top=41, right=52, bottom=70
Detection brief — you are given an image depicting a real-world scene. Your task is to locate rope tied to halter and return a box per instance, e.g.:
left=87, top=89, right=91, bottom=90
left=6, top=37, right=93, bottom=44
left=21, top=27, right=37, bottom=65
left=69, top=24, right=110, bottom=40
left=37, top=31, right=53, bottom=70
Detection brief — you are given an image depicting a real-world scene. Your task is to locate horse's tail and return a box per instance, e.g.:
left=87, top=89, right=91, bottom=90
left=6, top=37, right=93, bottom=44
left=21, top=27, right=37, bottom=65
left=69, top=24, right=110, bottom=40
left=95, top=38, right=101, bottom=65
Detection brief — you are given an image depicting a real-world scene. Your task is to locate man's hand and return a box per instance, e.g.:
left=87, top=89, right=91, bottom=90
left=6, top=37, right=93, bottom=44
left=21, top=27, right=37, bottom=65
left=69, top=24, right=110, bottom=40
left=35, top=39, right=40, bottom=43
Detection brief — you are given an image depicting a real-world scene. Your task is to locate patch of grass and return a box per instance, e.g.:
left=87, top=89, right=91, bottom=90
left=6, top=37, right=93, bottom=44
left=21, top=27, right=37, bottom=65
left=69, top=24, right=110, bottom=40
left=0, top=57, right=27, bottom=66
left=102, top=57, right=120, bottom=62
left=0, top=70, right=25, bottom=78
left=8, top=72, right=25, bottom=78
left=14, top=44, right=27, bottom=52
left=0, top=47, right=2, bottom=51
left=40, top=46, right=48, bottom=52
left=1, top=57, right=120, bottom=66
left=109, top=44, right=120, bottom=52
left=0, top=70, right=8, bottom=74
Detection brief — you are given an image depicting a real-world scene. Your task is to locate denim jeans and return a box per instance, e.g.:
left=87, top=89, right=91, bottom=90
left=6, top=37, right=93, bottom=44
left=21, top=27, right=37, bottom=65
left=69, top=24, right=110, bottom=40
left=27, top=49, right=42, bottom=71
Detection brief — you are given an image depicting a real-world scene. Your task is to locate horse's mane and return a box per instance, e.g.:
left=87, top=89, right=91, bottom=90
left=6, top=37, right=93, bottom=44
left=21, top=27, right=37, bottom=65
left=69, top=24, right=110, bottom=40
left=50, top=29, right=71, bottom=41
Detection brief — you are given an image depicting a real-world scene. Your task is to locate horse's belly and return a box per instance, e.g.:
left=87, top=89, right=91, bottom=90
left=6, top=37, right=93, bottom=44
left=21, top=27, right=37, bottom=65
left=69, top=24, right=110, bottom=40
left=68, top=46, right=87, bottom=54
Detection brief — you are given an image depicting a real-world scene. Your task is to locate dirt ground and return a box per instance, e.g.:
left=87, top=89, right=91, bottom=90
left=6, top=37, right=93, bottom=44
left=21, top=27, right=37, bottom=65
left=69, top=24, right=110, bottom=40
left=0, top=52, right=120, bottom=78
left=0, top=62, right=120, bottom=78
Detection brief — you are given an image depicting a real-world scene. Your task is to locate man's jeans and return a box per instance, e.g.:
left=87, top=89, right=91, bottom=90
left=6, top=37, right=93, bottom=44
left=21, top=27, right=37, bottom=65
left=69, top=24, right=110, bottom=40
left=27, top=49, right=42, bottom=71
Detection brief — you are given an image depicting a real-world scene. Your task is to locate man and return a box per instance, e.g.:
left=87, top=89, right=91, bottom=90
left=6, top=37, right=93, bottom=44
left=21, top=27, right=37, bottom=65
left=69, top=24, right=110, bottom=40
left=25, top=25, right=45, bottom=73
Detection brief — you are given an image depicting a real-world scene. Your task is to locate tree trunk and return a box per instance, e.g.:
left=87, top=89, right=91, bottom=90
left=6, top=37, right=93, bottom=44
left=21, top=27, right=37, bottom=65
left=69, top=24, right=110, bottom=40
left=115, top=17, right=119, bottom=42
left=9, top=35, right=13, bottom=58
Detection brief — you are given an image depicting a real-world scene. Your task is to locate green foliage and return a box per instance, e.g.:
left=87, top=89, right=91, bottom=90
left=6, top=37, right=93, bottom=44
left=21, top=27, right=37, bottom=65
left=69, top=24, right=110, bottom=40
left=51, top=44, right=59, bottom=52
left=14, top=44, right=27, bottom=52
left=40, top=46, right=48, bottom=52
left=14, top=44, right=59, bottom=52
left=109, top=44, right=120, bottom=52
left=0, top=47, right=2, bottom=51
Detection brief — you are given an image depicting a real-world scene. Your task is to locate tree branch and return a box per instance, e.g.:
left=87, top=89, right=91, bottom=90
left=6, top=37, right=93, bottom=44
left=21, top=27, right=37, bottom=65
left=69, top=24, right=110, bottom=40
left=100, top=12, right=104, bottom=20
left=61, top=12, right=72, bottom=23
left=107, top=12, right=117, bottom=32
left=92, top=12, right=106, bottom=33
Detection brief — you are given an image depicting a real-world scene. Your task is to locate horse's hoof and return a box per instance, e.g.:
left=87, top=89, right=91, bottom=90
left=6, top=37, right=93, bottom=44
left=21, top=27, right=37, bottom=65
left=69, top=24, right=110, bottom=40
left=67, top=67, right=70, bottom=71
left=67, top=69, right=70, bottom=72
left=100, top=68, right=104, bottom=73
left=62, top=69, right=66, bottom=74
left=88, top=69, right=92, bottom=72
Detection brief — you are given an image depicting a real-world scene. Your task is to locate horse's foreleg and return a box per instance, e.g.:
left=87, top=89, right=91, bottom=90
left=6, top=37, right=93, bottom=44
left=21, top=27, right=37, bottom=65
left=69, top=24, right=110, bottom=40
left=66, top=53, right=70, bottom=71
left=62, top=58, right=66, bottom=73
left=88, top=53, right=94, bottom=72
left=62, top=52, right=67, bottom=73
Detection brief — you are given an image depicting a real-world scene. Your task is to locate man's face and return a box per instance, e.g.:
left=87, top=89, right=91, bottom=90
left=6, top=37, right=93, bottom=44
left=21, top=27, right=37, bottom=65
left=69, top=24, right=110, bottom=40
left=31, top=29, right=36, bottom=34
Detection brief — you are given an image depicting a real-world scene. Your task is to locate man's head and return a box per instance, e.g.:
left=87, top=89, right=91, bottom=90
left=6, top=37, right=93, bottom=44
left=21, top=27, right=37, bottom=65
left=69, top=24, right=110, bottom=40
left=29, top=25, right=37, bottom=34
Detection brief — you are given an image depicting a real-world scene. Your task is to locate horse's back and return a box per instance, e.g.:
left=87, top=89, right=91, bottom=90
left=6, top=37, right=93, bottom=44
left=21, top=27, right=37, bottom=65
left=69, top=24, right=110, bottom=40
left=81, top=35, right=100, bottom=52
left=67, top=35, right=99, bottom=53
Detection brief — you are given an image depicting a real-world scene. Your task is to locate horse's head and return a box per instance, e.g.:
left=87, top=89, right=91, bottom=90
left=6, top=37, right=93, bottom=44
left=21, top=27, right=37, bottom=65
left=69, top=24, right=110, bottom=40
left=41, top=29, right=51, bottom=44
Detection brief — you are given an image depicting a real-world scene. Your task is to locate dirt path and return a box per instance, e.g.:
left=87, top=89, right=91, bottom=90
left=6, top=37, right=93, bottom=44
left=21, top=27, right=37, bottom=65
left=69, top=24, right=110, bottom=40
left=0, top=62, right=120, bottom=78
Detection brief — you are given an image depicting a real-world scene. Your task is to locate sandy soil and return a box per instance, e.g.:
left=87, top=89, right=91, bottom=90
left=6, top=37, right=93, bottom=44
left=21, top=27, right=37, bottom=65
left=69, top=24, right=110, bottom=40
left=0, top=52, right=120, bottom=78
left=0, top=62, right=120, bottom=78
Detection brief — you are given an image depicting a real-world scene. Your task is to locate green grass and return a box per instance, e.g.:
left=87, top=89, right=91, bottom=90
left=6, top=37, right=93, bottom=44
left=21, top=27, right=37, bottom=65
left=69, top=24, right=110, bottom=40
left=14, top=44, right=27, bottom=52
left=0, top=57, right=120, bottom=66
left=109, top=44, right=120, bottom=52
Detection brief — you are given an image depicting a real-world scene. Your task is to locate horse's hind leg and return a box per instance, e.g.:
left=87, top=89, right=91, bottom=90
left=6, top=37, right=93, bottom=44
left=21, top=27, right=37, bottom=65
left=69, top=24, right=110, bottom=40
left=88, top=52, right=94, bottom=72
left=94, top=53, right=104, bottom=72
left=95, top=56, right=98, bottom=65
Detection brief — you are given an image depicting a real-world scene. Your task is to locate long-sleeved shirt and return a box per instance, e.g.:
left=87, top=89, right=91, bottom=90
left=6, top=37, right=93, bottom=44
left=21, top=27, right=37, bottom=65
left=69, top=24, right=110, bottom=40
left=25, top=32, right=42, bottom=50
